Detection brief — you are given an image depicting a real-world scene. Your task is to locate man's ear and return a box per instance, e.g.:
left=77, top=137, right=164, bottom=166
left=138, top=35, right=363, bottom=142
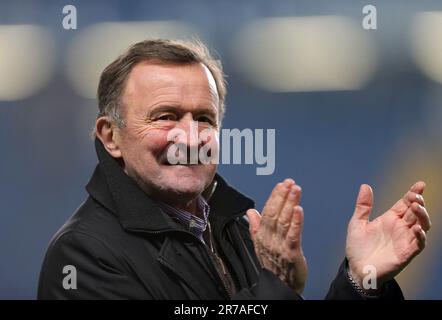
left=95, top=117, right=123, bottom=158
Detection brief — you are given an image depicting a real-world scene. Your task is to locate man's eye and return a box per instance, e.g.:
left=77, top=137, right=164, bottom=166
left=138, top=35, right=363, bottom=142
left=157, top=114, right=176, bottom=121
left=197, top=116, right=214, bottom=124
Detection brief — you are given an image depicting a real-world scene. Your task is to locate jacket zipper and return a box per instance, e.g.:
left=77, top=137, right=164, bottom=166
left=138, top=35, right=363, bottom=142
left=202, top=241, right=232, bottom=299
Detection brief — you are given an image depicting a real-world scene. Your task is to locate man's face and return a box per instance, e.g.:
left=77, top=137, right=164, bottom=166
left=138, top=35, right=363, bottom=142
left=114, top=61, right=220, bottom=204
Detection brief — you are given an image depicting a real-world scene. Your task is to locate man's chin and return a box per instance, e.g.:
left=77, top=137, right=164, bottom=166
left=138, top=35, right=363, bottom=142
left=151, top=164, right=216, bottom=201
left=160, top=176, right=207, bottom=197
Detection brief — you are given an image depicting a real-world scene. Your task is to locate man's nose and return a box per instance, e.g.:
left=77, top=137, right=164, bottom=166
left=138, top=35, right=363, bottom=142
left=174, top=116, right=201, bottom=148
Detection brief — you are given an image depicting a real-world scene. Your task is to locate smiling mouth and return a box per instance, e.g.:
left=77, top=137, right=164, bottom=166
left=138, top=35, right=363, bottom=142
left=159, top=144, right=212, bottom=166
left=159, top=151, right=204, bottom=166
left=161, top=161, right=201, bottom=166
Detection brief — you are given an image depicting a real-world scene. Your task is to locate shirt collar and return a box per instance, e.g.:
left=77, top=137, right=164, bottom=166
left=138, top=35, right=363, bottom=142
left=158, top=196, right=210, bottom=242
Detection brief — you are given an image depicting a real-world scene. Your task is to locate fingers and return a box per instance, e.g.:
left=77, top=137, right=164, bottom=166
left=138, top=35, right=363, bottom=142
left=286, top=206, right=304, bottom=249
left=390, top=182, right=426, bottom=216
left=403, top=202, right=431, bottom=232
left=411, top=224, right=426, bottom=251
left=352, top=184, right=374, bottom=221
left=410, top=181, right=426, bottom=195
left=404, top=191, right=425, bottom=207
left=261, top=179, right=294, bottom=229
left=399, top=181, right=430, bottom=232
left=246, top=209, right=261, bottom=241
left=277, top=185, right=302, bottom=236
left=402, top=206, right=417, bottom=226
left=252, top=179, right=304, bottom=256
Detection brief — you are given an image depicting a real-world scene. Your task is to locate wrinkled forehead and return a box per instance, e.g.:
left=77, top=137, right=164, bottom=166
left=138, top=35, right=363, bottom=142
left=124, top=61, right=219, bottom=102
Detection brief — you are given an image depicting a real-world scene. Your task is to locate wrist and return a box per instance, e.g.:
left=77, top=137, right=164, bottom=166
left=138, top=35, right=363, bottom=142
left=347, top=265, right=381, bottom=296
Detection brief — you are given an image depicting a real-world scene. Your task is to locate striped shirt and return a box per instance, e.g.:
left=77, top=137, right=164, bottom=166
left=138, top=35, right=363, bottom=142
left=158, top=196, right=210, bottom=243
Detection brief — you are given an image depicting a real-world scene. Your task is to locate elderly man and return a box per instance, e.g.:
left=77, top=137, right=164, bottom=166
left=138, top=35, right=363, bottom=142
left=38, top=39, right=431, bottom=299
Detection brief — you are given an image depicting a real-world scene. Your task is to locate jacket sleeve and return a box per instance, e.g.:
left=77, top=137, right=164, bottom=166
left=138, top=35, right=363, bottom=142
left=325, top=259, right=404, bottom=300
left=37, top=231, right=151, bottom=299
left=232, top=268, right=303, bottom=300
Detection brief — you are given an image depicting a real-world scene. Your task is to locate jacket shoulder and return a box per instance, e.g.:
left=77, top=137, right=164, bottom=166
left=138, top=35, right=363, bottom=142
left=49, top=196, right=123, bottom=246
left=38, top=197, right=149, bottom=299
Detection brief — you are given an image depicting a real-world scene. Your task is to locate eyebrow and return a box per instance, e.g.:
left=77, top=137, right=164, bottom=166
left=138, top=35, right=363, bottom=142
left=147, top=105, right=217, bottom=117
left=147, top=105, right=180, bottom=115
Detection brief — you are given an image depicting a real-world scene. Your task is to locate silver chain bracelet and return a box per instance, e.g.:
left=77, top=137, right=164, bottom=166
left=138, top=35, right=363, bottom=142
left=346, top=267, right=380, bottom=297
left=346, top=268, right=368, bottom=295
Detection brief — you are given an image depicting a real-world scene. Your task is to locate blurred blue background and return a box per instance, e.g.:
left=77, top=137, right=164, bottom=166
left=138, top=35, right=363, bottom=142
left=0, top=0, right=441, bottom=299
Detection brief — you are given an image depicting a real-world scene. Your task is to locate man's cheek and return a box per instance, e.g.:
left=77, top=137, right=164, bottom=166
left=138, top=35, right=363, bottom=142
left=143, top=134, right=171, bottom=158
left=199, top=129, right=219, bottom=164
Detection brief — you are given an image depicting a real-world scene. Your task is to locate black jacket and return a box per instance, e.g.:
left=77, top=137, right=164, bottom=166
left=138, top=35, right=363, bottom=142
left=37, top=139, right=404, bottom=300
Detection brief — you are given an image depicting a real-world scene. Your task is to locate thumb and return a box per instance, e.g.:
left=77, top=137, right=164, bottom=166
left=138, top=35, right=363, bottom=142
left=246, top=209, right=261, bottom=240
left=352, top=184, right=374, bottom=221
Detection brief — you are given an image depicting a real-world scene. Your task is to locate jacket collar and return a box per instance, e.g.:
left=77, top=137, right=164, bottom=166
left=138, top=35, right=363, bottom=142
left=86, top=139, right=255, bottom=233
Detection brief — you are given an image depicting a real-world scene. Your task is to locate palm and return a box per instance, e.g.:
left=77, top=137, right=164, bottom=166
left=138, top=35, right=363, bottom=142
left=347, top=210, right=418, bottom=283
left=345, top=183, right=428, bottom=287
